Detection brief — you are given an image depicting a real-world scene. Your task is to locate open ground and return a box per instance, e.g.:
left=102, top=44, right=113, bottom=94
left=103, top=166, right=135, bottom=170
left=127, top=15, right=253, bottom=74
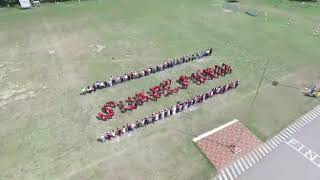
left=0, top=0, right=319, bottom=179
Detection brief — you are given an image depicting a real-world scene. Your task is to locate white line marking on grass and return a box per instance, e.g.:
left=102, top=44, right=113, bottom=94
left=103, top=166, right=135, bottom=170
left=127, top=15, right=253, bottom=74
left=193, top=119, right=239, bottom=142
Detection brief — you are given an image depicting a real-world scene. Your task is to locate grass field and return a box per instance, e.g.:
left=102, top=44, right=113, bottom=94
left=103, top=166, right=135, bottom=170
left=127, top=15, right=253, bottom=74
left=0, top=0, right=319, bottom=179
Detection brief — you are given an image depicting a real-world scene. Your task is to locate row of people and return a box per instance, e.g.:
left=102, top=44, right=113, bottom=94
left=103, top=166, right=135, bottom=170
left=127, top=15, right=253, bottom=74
left=81, top=48, right=214, bottom=95
left=97, top=63, right=232, bottom=120
left=99, top=80, right=240, bottom=142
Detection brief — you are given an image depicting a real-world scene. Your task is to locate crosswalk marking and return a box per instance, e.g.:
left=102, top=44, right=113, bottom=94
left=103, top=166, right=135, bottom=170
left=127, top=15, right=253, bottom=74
left=284, top=128, right=294, bottom=136
left=266, top=141, right=276, bottom=149
left=261, top=145, right=270, bottom=154
left=270, top=138, right=279, bottom=146
left=225, top=167, right=234, bottom=180
left=313, top=109, right=320, bottom=114
left=258, top=147, right=267, bottom=156
left=301, top=116, right=311, bottom=124
left=296, top=120, right=305, bottom=127
left=312, top=109, right=320, bottom=115
left=255, top=148, right=264, bottom=158
left=282, top=130, right=292, bottom=137
left=233, top=161, right=242, bottom=175
left=244, top=156, right=253, bottom=167
left=291, top=122, right=301, bottom=129
left=264, top=142, right=272, bottom=151
left=229, top=164, right=238, bottom=178
left=251, top=150, right=261, bottom=162
left=289, top=124, right=300, bottom=131
left=280, top=131, right=289, bottom=138
left=307, top=113, right=317, bottom=119
left=247, top=153, right=256, bottom=164
left=286, top=127, right=296, bottom=133
left=217, top=174, right=223, bottom=180
left=305, top=113, right=315, bottom=120
left=221, top=169, right=228, bottom=180
left=236, top=159, right=245, bottom=172
left=274, top=135, right=283, bottom=143
left=301, top=115, right=311, bottom=122
left=298, top=119, right=308, bottom=127
left=277, top=133, right=287, bottom=140
left=240, top=158, right=249, bottom=169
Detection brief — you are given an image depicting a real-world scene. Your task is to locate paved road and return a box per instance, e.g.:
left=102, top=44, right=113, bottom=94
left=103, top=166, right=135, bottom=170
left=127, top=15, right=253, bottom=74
left=237, top=115, right=320, bottom=180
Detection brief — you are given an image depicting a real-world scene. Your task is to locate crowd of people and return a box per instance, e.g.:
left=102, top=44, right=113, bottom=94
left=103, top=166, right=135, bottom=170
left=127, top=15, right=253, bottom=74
left=81, top=48, right=214, bottom=95
left=97, top=63, right=232, bottom=120
left=99, top=80, right=240, bottom=142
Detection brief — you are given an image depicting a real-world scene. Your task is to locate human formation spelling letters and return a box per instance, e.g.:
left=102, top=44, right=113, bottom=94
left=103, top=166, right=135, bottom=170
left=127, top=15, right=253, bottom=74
left=81, top=48, right=239, bottom=142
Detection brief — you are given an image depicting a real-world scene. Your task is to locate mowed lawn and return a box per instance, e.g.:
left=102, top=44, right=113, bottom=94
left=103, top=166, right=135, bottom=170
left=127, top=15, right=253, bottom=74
left=0, top=0, right=319, bottom=179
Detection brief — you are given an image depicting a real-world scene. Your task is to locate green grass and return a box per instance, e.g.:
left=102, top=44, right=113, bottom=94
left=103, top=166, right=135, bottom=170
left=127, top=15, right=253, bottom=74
left=0, top=0, right=319, bottom=179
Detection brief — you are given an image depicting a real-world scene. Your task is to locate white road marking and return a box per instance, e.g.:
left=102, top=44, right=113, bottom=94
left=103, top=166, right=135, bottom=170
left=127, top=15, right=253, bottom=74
left=230, top=165, right=238, bottom=178
left=280, top=131, right=290, bottom=138
left=277, top=134, right=287, bottom=141
left=307, top=113, right=317, bottom=119
left=258, top=147, right=266, bottom=156
left=221, top=169, right=228, bottom=180
left=270, top=137, right=280, bottom=146
left=266, top=141, right=276, bottom=149
left=274, top=135, right=283, bottom=143
left=247, top=153, right=256, bottom=164
left=244, top=156, right=253, bottom=167
left=225, top=167, right=234, bottom=180
left=312, top=109, right=320, bottom=115
left=305, top=113, right=315, bottom=121
left=233, top=161, right=242, bottom=175
left=251, top=150, right=261, bottom=162
left=264, top=142, right=272, bottom=152
left=254, top=149, right=263, bottom=159
left=298, top=119, right=308, bottom=127
left=296, top=120, right=305, bottom=127
left=217, top=174, right=223, bottom=180
left=286, top=138, right=320, bottom=169
left=286, top=127, right=296, bottom=133
left=282, top=130, right=292, bottom=137
left=236, top=159, right=245, bottom=172
left=300, top=117, right=311, bottom=124
left=301, top=115, right=311, bottom=123
left=261, top=145, right=270, bottom=154
left=289, top=124, right=300, bottom=131
left=229, top=164, right=238, bottom=178
left=240, top=157, right=249, bottom=169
